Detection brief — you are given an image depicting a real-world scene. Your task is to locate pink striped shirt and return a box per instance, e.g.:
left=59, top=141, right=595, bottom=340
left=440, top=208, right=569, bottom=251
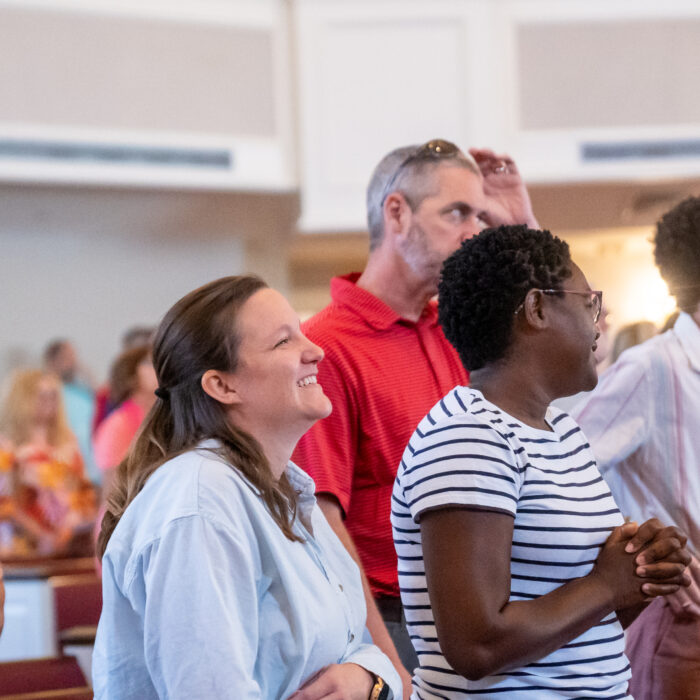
left=573, top=312, right=700, bottom=554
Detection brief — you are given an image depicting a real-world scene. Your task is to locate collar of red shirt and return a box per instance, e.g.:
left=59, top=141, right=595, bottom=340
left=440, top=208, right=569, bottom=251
left=330, top=272, right=439, bottom=331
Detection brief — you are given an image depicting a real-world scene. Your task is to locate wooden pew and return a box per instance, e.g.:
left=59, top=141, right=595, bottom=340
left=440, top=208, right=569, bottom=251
left=0, top=656, right=87, bottom=695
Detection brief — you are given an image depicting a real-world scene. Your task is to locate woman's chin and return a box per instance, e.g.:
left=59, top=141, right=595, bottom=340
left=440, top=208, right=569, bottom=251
left=580, top=367, right=599, bottom=394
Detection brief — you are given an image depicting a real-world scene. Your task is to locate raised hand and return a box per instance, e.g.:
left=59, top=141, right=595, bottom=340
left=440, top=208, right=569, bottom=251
left=469, top=148, right=538, bottom=229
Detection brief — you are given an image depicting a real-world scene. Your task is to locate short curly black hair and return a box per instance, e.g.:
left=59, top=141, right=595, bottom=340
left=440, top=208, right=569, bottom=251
left=438, top=225, right=572, bottom=371
left=655, top=196, right=700, bottom=313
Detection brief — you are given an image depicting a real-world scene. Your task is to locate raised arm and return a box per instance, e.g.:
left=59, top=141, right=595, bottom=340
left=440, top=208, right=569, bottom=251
left=469, top=148, right=539, bottom=229
left=420, top=508, right=689, bottom=680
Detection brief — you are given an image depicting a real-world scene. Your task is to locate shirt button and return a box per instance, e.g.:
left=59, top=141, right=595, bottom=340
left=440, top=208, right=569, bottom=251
left=338, top=584, right=344, bottom=592
left=348, top=632, right=355, bottom=643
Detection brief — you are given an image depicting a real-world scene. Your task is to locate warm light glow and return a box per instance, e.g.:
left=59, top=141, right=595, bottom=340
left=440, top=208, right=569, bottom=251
left=565, top=227, right=678, bottom=335
left=615, top=269, right=676, bottom=328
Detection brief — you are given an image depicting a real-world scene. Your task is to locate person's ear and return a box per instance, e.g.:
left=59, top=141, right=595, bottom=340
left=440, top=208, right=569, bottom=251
left=521, top=289, right=549, bottom=329
left=201, top=370, right=240, bottom=405
left=383, top=191, right=412, bottom=238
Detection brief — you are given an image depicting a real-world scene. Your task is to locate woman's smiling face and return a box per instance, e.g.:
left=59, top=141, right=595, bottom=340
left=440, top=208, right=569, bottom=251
left=228, top=288, right=332, bottom=440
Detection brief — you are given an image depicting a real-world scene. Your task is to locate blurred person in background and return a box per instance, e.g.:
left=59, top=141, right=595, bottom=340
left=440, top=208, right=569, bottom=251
left=292, top=139, right=538, bottom=693
left=92, top=326, right=156, bottom=435
left=121, top=326, right=155, bottom=350
left=574, top=196, right=700, bottom=700
left=610, top=320, right=657, bottom=364
left=0, top=369, right=97, bottom=557
left=44, top=339, right=98, bottom=483
left=661, top=310, right=680, bottom=333
left=93, top=345, right=157, bottom=498
left=0, top=564, right=4, bottom=634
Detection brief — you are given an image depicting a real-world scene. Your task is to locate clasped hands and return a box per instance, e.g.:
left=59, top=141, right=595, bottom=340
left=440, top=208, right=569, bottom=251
left=594, top=518, right=692, bottom=612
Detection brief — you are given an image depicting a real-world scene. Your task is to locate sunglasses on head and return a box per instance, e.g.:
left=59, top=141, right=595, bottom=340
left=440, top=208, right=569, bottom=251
left=380, top=139, right=461, bottom=204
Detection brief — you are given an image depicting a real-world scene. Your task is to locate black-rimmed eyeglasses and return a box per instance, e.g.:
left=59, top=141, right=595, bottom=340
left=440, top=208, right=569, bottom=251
left=515, top=289, right=603, bottom=324
left=380, top=139, right=461, bottom=204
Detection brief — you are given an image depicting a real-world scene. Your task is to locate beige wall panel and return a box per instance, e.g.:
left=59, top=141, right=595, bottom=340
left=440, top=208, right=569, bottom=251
left=0, top=7, right=275, bottom=136
left=518, top=19, right=700, bottom=130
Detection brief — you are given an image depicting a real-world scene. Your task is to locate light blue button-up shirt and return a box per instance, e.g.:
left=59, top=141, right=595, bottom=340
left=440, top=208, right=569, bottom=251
left=93, top=441, right=401, bottom=699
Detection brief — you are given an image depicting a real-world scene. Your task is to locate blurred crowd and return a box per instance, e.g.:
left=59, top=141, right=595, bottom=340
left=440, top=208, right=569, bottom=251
left=0, top=327, right=155, bottom=559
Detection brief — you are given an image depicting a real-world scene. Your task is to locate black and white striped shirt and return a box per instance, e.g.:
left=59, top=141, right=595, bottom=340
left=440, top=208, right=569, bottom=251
left=392, top=387, right=631, bottom=699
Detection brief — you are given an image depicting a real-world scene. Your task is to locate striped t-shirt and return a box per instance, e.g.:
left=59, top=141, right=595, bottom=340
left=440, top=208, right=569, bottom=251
left=391, top=387, right=631, bottom=699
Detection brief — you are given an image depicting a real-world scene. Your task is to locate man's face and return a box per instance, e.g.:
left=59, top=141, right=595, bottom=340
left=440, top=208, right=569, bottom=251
left=398, top=164, right=488, bottom=291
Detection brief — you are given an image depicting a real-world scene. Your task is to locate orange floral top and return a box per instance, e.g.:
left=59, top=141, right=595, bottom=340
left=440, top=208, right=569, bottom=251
left=0, top=439, right=97, bottom=557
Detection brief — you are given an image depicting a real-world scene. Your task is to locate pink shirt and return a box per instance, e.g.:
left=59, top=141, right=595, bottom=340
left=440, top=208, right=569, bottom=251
left=93, top=399, right=146, bottom=472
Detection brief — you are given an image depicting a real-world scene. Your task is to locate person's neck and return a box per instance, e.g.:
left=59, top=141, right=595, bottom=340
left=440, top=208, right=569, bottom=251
left=263, top=443, right=291, bottom=481
left=356, top=252, right=436, bottom=323
left=230, top=412, right=298, bottom=481
left=468, top=362, right=554, bottom=431
left=692, top=305, right=700, bottom=327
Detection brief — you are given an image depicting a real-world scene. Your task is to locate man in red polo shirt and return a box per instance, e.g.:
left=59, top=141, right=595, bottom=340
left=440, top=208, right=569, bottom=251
left=292, top=140, right=538, bottom=695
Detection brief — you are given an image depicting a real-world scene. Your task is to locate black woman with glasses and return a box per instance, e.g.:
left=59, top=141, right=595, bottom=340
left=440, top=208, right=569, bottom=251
left=391, top=224, right=691, bottom=698
left=293, top=139, right=539, bottom=696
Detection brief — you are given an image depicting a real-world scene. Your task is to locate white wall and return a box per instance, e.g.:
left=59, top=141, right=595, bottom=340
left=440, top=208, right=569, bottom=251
left=0, top=185, right=296, bottom=382
left=2, top=228, right=243, bottom=382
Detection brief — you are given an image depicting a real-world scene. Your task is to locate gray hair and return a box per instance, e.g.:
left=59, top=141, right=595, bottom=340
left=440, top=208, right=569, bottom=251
left=366, top=142, right=480, bottom=251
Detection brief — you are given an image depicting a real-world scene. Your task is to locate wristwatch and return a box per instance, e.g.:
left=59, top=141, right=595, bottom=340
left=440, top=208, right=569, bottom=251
left=369, top=673, right=390, bottom=700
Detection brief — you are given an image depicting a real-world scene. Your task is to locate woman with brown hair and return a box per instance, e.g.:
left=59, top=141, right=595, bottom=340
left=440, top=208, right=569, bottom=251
left=93, top=344, right=157, bottom=496
left=93, top=276, right=400, bottom=700
left=0, top=369, right=96, bottom=557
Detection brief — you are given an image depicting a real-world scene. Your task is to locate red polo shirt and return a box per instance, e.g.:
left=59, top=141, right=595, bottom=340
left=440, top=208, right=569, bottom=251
left=293, top=273, right=468, bottom=597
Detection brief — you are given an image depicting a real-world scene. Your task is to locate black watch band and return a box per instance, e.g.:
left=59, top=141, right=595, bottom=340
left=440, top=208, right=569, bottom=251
left=369, top=673, right=390, bottom=700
